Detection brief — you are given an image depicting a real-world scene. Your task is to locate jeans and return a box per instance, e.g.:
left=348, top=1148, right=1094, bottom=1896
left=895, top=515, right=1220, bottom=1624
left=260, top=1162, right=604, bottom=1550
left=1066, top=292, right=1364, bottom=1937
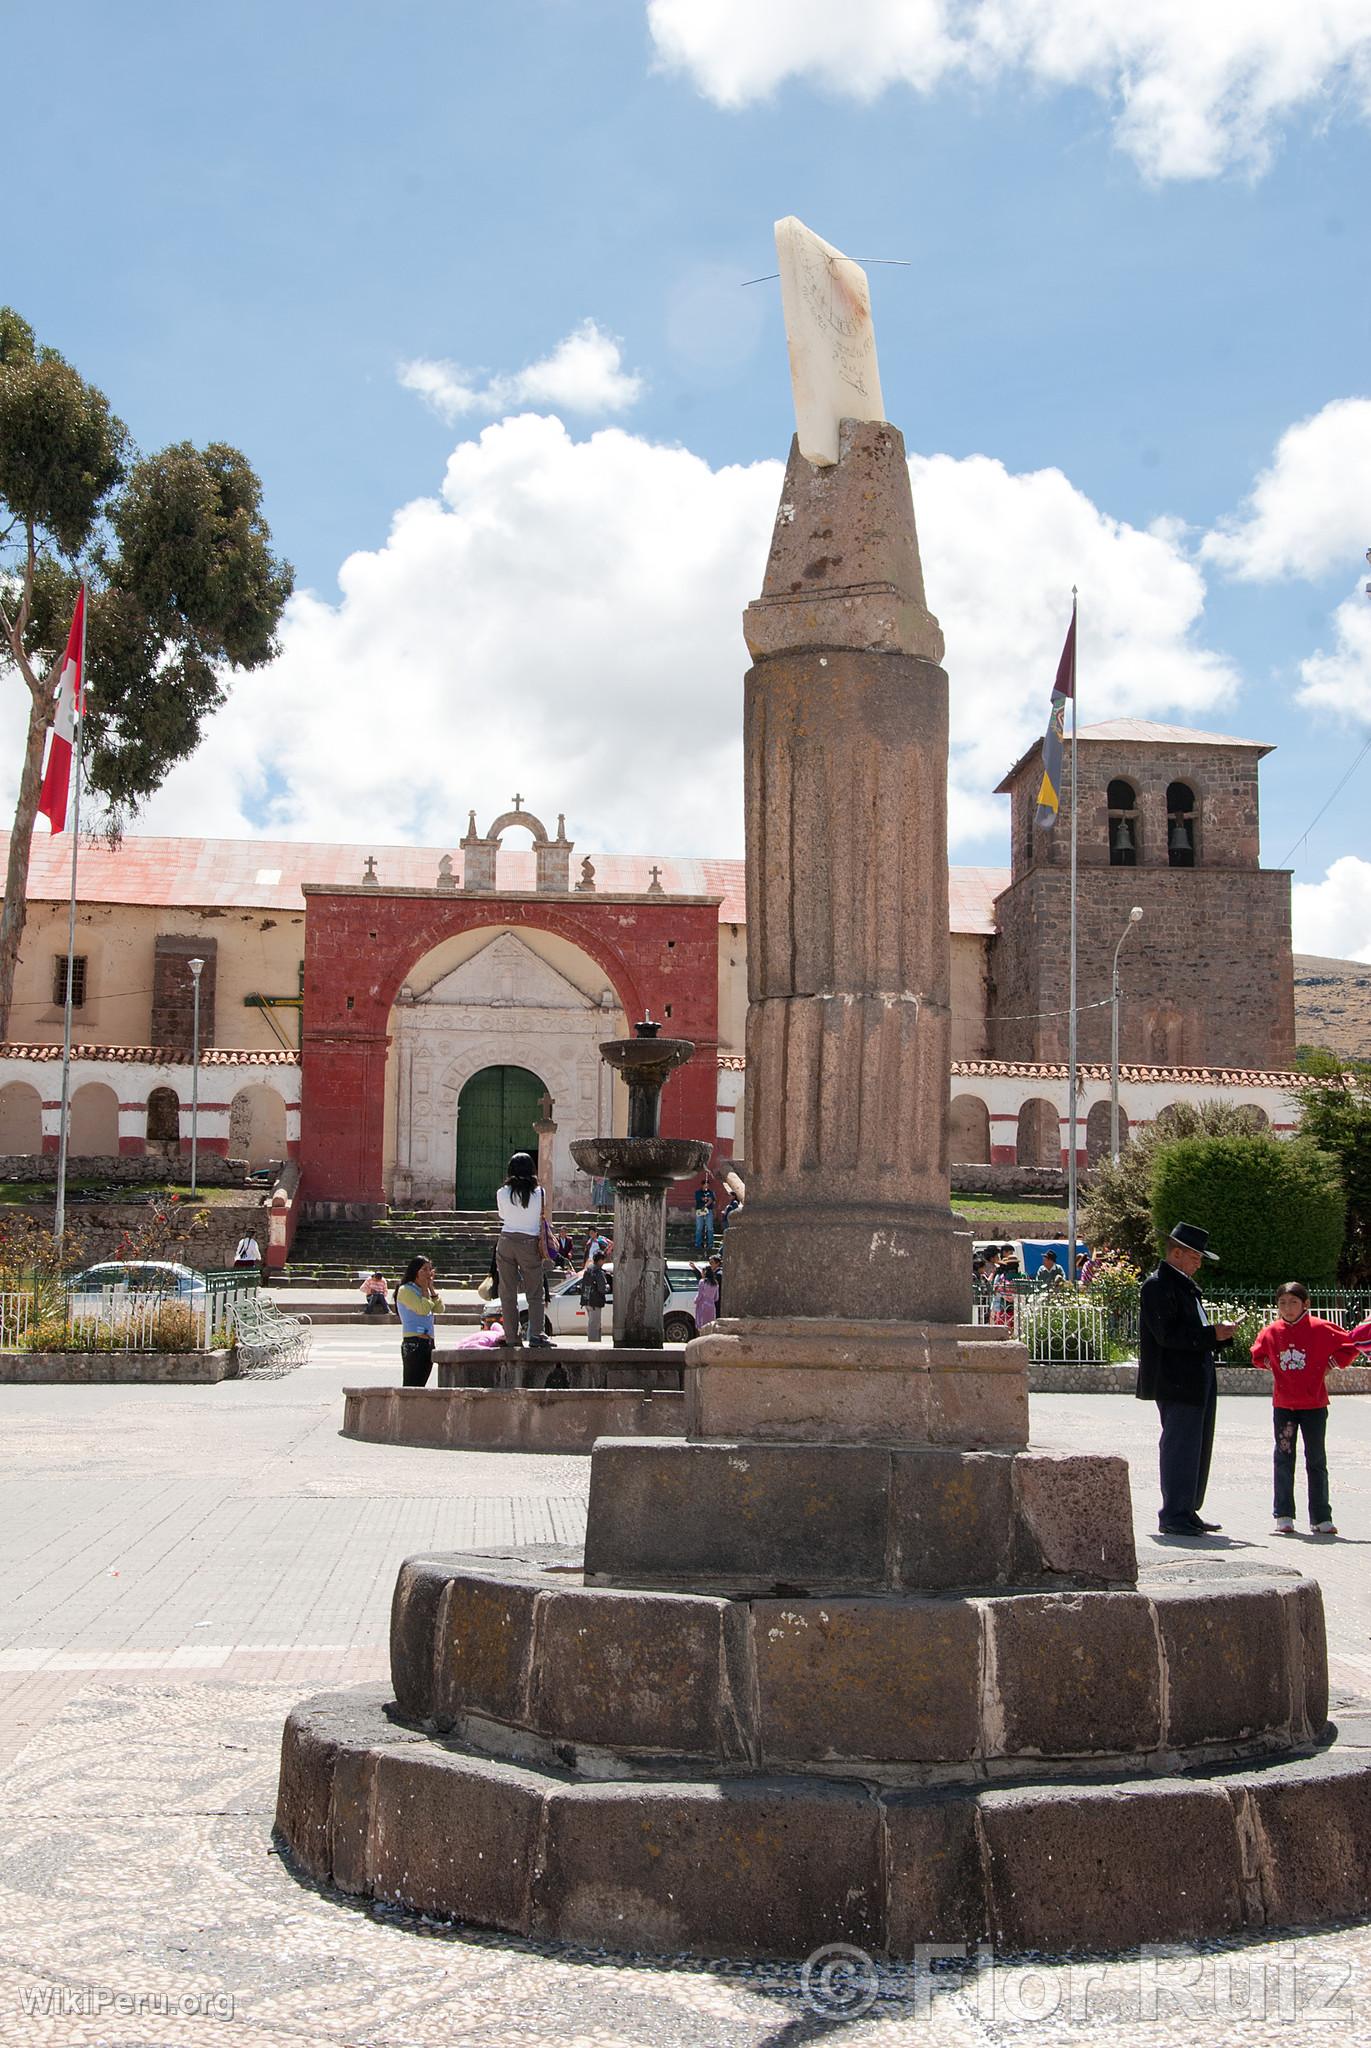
left=1273, top=1406, right=1331, bottom=1524
left=585, top=1304, right=603, bottom=1343
left=694, top=1210, right=714, bottom=1251
left=496, top=1230, right=546, bottom=1343
left=1157, top=1362, right=1217, bottom=1523
left=401, top=1335, right=434, bottom=1386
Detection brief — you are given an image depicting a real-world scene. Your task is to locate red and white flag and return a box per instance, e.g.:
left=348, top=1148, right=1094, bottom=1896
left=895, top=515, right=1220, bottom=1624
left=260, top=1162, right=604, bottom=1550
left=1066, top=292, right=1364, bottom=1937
left=37, top=586, right=85, bottom=833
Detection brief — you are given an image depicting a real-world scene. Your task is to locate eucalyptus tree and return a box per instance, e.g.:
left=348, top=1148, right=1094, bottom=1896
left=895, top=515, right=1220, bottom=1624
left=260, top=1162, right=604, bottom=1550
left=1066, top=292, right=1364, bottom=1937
left=0, top=306, right=292, bottom=1039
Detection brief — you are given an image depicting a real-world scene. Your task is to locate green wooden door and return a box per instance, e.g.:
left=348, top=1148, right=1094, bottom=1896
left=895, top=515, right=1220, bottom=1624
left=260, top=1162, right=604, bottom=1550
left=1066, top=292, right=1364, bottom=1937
left=455, top=1065, right=544, bottom=1210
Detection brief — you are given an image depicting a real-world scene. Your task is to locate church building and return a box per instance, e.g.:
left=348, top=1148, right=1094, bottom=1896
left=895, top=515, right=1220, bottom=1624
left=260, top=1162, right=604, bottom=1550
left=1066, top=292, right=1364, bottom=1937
left=0, top=720, right=1303, bottom=1214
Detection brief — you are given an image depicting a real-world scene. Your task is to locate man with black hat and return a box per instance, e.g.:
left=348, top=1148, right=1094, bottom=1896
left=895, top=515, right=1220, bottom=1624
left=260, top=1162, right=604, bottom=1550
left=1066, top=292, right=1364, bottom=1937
left=1136, top=1222, right=1236, bottom=1536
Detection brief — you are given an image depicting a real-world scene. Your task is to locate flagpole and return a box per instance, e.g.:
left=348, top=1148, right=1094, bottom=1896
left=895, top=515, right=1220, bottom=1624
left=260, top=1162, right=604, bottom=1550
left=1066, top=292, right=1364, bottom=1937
left=52, top=586, right=88, bottom=1250
left=1066, top=588, right=1079, bottom=1281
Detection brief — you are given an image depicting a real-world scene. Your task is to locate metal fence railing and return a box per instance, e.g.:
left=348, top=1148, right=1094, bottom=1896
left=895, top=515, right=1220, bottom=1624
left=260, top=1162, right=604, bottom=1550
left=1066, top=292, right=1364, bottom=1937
left=974, top=1280, right=1371, bottom=1363
left=1, top=1270, right=262, bottom=1355
left=0, top=1291, right=32, bottom=1349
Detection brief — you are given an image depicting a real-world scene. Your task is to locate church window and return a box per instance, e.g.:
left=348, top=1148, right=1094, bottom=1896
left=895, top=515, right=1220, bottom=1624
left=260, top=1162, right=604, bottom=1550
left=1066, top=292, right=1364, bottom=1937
left=1167, top=782, right=1197, bottom=868
left=1106, top=779, right=1138, bottom=867
left=53, top=954, right=86, bottom=1007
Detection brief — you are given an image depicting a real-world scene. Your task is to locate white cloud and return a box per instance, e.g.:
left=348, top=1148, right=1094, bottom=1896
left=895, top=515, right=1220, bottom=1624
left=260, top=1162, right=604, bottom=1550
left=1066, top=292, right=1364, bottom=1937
left=1298, top=586, right=1371, bottom=720
left=914, top=451, right=1239, bottom=808
left=646, top=0, right=1371, bottom=179
left=1293, top=855, right=1371, bottom=962
left=1202, top=399, right=1371, bottom=582
left=399, top=321, right=642, bottom=423
left=70, top=418, right=1239, bottom=869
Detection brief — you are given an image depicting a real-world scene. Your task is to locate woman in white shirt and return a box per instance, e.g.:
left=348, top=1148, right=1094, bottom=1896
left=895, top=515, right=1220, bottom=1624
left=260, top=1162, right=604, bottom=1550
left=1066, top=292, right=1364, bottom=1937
left=495, top=1151, right=551, bottom=1347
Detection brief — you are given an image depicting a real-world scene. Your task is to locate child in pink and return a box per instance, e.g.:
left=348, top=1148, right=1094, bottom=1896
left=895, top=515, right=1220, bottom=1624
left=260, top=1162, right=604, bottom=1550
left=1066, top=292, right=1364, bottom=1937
left=1250, top=1281, right=1367, bottom=1536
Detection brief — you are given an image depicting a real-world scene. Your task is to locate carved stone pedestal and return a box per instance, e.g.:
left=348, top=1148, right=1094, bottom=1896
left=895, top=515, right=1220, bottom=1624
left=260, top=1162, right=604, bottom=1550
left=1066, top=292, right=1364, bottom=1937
left=685, top=1315, right=1028, bottom=1447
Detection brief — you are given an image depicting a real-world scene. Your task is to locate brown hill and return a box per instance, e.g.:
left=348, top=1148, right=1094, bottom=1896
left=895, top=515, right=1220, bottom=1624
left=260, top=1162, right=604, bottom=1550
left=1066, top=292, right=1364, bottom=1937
left=1294, top=954, right=1371, bottom=1064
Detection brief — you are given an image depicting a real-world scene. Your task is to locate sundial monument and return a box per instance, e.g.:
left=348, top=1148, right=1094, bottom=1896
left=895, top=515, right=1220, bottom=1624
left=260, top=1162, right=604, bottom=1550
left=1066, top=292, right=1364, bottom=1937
left=276, top=221, right=1371, bottom=1962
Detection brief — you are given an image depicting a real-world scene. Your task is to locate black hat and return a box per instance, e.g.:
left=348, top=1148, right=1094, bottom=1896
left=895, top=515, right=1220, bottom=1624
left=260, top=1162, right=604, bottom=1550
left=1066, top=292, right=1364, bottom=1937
left=1169, top=1221, right=1218, bottom=1262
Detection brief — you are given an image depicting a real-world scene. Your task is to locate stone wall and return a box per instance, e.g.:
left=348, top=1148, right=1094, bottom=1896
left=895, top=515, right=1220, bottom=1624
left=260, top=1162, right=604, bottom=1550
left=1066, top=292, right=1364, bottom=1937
left=342, top=1384, right=684, bottom=1451
left=951, top=1162, right=1067, bottom=1197
left=151, top=936, right=218, bottom=1051
left=990, top=733, right=1294, bottom=1071
left=0, top=1349, right=237, bottom=1383
left=0, top=1151, right=244, bottom=1185
left=988, top=864, right=1294, bottom=1069
left=6, top=1198, right=268, bottom=1269
left=1029, top=1362, right=1371, bottom=1394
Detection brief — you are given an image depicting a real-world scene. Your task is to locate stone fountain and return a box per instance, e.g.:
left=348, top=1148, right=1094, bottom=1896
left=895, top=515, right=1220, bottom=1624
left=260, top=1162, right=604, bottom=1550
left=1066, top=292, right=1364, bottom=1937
left=569, top=1018, right=710, bottom=1348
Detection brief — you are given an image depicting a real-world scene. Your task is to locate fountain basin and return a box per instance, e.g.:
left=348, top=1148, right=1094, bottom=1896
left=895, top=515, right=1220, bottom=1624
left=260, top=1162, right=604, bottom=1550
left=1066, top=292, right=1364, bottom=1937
left=571, top=1137, right=709, bottom=1185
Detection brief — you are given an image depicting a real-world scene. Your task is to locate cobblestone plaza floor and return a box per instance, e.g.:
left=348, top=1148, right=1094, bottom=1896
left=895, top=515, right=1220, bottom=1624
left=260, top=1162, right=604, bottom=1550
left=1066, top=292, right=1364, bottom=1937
left=1, top=1328, right=1370, bottom=2045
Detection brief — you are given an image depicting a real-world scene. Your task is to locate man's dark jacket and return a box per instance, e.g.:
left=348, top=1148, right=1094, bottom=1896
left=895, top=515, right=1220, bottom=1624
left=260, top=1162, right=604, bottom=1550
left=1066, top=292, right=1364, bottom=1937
left=1135, top=1256, right=1227, bottom=1405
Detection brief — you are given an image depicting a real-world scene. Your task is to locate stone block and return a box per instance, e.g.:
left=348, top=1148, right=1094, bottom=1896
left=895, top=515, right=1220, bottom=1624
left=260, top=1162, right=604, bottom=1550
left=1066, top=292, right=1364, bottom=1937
left=584, top=1439, right=891, bottom=1589
left=531, top=1588, right=749, bottom=1757
left=369, top=1748, right=542, bottom=1933
left=978, top=1781, right=1245, bottom=1951
left=1291, top=1577, right=1329, bottom=1737
left=429, top=1573, right=540, bottom=1732
left=389, top=1557, right=456, bottom=1722
left=1241, top=1751, right=1371, bottom=1925
left=273, top=1684, right=407, bottom=1886
left=890, top=1450, right=1012, bottom=1590
left=752, top=1597, right=981, bottom=1763
left=1010, top=1453, right=1137, bottom=1584
left=883, top=1792, right=989, bottom=1946
left=990, top=1592, right=1162, bottom=1757
left=533, top=1776, right=881, bottom=1957
left=1155, top=1584, right=1291, bottom=1748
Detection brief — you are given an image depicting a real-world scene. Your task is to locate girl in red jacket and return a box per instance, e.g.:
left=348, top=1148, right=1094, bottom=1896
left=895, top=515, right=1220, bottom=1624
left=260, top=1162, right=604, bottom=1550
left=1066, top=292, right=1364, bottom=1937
left=1251, top=1281, right=1368, bottom=1536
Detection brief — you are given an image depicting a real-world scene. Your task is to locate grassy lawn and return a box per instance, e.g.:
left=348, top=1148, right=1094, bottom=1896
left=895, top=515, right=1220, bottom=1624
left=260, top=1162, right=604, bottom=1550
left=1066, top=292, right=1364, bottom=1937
left=952, top=1192, right=1068, bottom=1222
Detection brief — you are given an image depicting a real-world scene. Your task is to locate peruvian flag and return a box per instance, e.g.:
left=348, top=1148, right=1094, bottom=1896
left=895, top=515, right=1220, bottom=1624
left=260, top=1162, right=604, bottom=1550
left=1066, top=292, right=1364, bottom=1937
left=37, top=586, right=85, bottom=833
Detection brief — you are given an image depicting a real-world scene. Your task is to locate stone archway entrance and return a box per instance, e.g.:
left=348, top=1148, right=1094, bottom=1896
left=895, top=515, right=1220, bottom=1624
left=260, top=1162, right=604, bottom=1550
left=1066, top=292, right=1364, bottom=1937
left=454, top=1064, right=546, bottom=1210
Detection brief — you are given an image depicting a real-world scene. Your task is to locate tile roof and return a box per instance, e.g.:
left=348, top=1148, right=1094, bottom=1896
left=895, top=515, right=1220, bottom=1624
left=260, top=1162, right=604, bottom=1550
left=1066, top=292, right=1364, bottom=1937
left=3, top=830, right=745, bottom=922
left=2, top=834, right=1006, bottom=936
left=952, top=1059, right=1304, bottom=1087
left=995, top=718, right=1273, bottom=791
left=0, top=1043, right=298, bottom=1066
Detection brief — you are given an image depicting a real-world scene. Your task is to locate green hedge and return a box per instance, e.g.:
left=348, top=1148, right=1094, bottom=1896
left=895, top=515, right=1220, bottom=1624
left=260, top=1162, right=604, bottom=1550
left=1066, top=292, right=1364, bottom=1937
left=1149, top=1135, right=1345, bottom=1285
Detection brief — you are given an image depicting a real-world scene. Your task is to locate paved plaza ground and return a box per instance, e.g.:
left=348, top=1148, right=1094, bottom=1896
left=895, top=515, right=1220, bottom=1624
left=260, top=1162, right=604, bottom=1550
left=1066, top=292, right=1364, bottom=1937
left=1, top=1328, right=1370, bottom=2045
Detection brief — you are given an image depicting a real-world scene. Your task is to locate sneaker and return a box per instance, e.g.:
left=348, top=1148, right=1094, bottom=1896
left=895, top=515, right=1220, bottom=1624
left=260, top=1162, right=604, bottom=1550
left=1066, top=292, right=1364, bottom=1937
left=527, top=1335, right=556, bottom=1349
left=1313, top=1522, right=1338, bottom=1536
left=1273, top=1517, right=1296, bottom=1534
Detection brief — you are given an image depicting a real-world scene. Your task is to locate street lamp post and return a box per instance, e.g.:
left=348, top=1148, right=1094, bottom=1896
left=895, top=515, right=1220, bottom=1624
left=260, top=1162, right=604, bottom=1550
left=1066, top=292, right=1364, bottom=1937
left=189, top=958, right=205, bottom=1195
left=1110, top=909, right=1143, bottom=1163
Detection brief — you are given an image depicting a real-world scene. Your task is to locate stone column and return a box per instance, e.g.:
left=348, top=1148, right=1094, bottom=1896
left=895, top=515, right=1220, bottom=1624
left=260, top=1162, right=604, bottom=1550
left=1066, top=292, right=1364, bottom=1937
left=690, top=419, right=1025, bottom=1449
left=534, top=1114, right=557, bottom=1196
left=725, top=420, right=968, bottom=1326
left=610, top=1174, right=668, bottom=1349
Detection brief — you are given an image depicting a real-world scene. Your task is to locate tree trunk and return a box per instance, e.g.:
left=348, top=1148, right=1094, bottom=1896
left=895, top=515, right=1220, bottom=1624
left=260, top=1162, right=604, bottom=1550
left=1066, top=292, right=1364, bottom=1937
left=0, top=687, right=55, bottom=1042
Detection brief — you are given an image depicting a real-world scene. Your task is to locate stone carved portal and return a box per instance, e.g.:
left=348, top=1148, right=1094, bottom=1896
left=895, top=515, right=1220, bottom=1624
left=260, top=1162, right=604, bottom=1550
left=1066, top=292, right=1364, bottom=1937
left=389, top=929, right=618, bottom=1208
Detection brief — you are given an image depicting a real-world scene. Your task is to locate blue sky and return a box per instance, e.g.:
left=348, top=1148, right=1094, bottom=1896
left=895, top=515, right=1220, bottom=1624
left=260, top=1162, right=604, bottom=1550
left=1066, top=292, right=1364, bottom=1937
left=6, top=1, right=1371, bottom=949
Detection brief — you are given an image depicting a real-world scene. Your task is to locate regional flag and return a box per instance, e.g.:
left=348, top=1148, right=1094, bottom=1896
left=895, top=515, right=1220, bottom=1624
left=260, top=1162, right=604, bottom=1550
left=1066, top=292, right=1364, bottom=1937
left=1035, top=600, right=1076, bottom=830
left=37, top=586, right=86, bottom=834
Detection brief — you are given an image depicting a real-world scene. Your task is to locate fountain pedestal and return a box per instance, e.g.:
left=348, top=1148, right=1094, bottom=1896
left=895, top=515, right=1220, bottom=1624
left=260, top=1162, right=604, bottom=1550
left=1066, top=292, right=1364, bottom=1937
left=570, top=1027, right=709, bottom=1349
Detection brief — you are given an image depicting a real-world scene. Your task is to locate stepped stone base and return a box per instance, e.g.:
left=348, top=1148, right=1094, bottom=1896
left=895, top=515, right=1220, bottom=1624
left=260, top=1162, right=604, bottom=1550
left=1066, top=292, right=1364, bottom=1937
left=343, top=1386, right=683, bottom=1453
left=583, top=1439, right=1136, bottom=1592
left=385, top=1550, right=1327, bottom=1777
left=277, top=1682, right=1371, bottom=1959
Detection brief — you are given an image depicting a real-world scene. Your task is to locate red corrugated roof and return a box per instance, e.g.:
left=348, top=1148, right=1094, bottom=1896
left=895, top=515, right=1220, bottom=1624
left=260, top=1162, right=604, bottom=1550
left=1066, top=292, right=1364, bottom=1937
left=2, top=834, right=1004, bottom=935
